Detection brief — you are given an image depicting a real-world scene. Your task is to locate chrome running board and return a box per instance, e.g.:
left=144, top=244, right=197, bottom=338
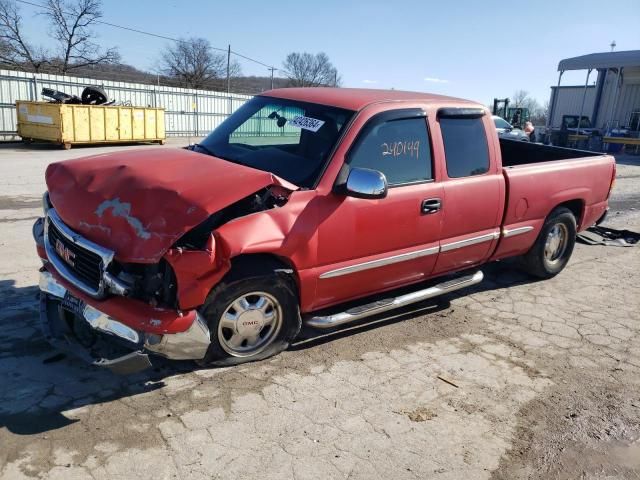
left=304, top=270, right=483, bottom=329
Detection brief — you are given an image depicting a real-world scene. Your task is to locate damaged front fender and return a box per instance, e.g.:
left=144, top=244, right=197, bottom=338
left=163, top=234, right=231, bottom=310
left=165, top=189, right=319, bottom=311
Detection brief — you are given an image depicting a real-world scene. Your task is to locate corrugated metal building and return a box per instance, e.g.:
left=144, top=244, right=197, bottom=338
left=548, top=50, right=640, bottom=132
left=548, top=86, right=596, bottom=128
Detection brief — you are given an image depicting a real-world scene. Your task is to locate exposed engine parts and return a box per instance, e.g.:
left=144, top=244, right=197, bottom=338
left=95, top=185, right=291, bottom=309
left=110, top=259, right=178, bottom=309
left=176, top=186, right=291, bottom=250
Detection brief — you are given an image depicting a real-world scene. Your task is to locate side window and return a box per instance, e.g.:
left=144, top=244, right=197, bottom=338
left=348, top=117, right=432, bottom=185
left=440, top=118, right=490, bottom=178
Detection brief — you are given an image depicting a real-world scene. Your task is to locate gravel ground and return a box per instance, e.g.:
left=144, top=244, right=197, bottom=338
left=0, top=140, right=639, bottom=480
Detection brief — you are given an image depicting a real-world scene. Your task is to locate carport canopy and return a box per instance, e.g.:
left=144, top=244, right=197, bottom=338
left=548, top=50, right=640, bottom=130
left=558, top=50, right=640, bottom=71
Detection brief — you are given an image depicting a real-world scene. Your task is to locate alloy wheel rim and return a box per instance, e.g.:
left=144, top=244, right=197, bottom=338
left=544, top=223, right=568, bottom=265
left=217, top=291, right=283, bottom=357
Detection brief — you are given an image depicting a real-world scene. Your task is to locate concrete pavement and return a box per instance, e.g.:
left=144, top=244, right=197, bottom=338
left=1, top=141, right=639, bottom=479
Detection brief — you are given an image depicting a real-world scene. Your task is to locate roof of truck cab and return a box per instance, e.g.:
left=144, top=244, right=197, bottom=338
left=261, top=88, right=480, bottom=111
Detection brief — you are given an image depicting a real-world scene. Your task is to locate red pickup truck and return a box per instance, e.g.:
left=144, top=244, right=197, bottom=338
left=33, top=88, right=615, bottom=373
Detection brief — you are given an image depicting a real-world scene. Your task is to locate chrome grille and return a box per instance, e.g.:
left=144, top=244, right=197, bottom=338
left=47, top=220, right=102, bottom=290
left=44, top=209, right=115, bottom=298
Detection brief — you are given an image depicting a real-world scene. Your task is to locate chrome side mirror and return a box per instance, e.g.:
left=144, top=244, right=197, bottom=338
left=338, top=167, right=388, bottom=200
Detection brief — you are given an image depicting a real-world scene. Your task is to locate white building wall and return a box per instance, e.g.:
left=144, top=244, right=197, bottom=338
left=597, top=67, right=640, bottom=130
left=549, top=67, right=640, bottom=131
left=548, top=86, right=596, bottom=128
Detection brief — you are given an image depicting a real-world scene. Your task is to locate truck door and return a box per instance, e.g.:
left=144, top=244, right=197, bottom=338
left=313, top=108, right=444, bottom=309
left=431, top=108, right=504, bottom=275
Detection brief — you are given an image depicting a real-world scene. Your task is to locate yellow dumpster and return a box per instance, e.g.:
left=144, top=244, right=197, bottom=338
left=16, top=101, right=166, bottom=149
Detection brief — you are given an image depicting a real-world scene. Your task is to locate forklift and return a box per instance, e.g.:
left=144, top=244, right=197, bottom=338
left=493, top=98, right=529, bottom=128
left=493, top=98, right=510, bottom=120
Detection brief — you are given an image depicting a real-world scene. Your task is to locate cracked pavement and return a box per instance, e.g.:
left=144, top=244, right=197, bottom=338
left=1, top=142, right=639, bottom=479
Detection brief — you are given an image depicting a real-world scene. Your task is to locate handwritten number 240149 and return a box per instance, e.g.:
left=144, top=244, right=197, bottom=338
left=381, top=140, right=420, bottom=159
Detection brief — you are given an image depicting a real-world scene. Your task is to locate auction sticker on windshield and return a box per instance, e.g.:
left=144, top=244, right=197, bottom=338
left=288, top=115, right=325, bottom=132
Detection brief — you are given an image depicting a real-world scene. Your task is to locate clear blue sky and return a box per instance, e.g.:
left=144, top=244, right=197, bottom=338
left=19, top=0, right=640, bottom=105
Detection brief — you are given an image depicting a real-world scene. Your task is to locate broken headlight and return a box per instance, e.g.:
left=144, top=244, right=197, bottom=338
left=107, top=260, right=178, bottom=309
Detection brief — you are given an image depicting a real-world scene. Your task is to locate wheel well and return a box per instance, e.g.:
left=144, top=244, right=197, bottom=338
left=227, top=253, right=300, bottom=294
left=554, top=199, right=583, bottom=227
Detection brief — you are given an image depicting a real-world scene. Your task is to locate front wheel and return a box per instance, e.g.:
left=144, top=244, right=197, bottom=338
left=520, top=207, right=577, bottom=279
left=200, top=272, right=301, bottom=366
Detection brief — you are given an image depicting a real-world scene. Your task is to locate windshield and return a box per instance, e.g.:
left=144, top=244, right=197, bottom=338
left=493, top=117, right=512, bottom=130
left=196, top=96, right=354, bottom=188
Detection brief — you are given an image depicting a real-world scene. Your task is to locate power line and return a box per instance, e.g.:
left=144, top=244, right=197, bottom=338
left=14, top=0, right=288, bottom=75
left=230, top=50, right=274, bottom=69
left=16, top=0, right=190, bottom=45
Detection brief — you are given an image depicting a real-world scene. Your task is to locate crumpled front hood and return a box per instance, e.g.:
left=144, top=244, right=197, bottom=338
left=46, top=148, right=297, bottom=263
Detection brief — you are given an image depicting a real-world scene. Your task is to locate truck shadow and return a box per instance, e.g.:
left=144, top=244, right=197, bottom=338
left=0, top=279, right=194, bottom=436
left=0, top=261, right=536, bottom=436
left=292, top=260, right=537, bottom=351
left=614, top=154, right=640, bottom=166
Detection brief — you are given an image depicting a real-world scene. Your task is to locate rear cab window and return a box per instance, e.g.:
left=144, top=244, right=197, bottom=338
left=347, top=111, right=433, bottom=186
left=439, top=115, right=490, bottom=178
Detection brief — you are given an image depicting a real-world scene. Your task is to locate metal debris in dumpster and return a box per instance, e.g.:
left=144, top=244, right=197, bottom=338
left=16, top=97, right=166, bottom=149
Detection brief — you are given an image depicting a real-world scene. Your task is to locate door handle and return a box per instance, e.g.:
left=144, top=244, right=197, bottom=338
left=421, top=198, right=442, bottom=214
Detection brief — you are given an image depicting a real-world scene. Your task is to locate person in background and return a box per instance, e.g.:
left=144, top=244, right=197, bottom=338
left=524, top=121, right=535, bottom=142
left=511, top=109, right=522, bottom=128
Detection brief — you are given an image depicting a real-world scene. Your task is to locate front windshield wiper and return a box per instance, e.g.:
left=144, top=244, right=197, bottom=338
left=191, top=143, right=241, bottom=165
left=191, top=143, right=216, bottom=156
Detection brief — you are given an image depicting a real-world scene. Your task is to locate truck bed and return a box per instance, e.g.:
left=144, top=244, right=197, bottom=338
left=499, top=138, right=601, bottom=167
left=499, top=138, right=614, bottom=232
left=491, top=140, right=615, bottom=261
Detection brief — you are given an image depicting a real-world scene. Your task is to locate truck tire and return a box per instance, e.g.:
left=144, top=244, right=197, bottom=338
left=520, top=207, right=576, bottom=279
left=199, top=272, right=301, bottom=367
left=81, top=86, right=108, bottom=105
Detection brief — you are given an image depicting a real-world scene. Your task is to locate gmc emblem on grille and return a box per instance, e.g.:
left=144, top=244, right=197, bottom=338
left=55, top=239, right=76, bottom=267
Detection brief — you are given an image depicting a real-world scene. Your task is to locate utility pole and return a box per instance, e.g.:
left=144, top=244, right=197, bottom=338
left=610, top=40, right=616, bottom=52
left=269, top=67, right=275, bottom=90
left=226, top=44, right=231, bottom=94
left=333, top=70, right=337, bottom=87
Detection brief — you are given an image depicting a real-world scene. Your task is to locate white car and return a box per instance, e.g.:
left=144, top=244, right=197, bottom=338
left=492, top=115, right=530, bottom=141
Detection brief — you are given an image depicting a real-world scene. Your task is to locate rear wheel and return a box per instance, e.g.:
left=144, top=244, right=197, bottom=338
left=520, top=207, right=576, bottom=279
left=200, top=272, right=301, bottom=366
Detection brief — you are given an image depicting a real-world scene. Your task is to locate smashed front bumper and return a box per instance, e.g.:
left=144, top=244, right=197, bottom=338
left=39, top=269, right=211, bottom=374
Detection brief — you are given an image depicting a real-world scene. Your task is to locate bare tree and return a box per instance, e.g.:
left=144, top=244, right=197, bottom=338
left=282, top=52, right=340, bottom=87
left=159, top=37, right=240, bottom=89
left=530, top=99, right=549, bottom=125
left=0, top=0, right=48, bottom=71
left=512, top=90, right=546, bottom=120
left=511, top=89, right=530, bottom=108
left=43, top=0, right=119, bottom=74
